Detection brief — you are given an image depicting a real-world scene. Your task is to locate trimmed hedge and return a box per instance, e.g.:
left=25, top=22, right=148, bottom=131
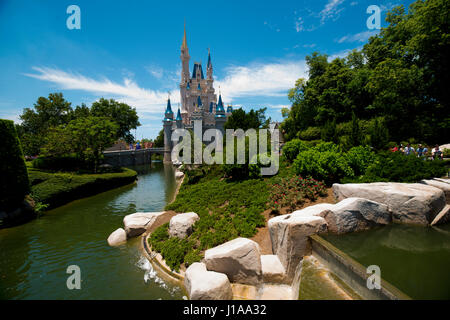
left=0, top=119, right=30, bottom=211
left=28, top=167, right=137, bottom=209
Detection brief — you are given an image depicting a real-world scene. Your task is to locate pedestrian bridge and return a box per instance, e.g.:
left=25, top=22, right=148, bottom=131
left=103, top=148, right=165, bottom=167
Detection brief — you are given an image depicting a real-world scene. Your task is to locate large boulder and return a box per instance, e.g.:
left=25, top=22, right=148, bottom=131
left=169, top=212, right=199, bottom=239
left=333, top=183, right=446, bottom=225
left=204, top=238, right=262, bottom=285
left=107, top=228, right=127, bottom=246
left=325, top=198, right=391, bottom=234
left=268, top=214, right=327, bottom=281
left=261, top=255, right=286, bottom=283
left=123, top=212, right=166, bottom=237
left=421, top=179, right=450, bottom=202
left=431, top=204, right=450, bottom=226
left=184, top=262, right=233, bottom=300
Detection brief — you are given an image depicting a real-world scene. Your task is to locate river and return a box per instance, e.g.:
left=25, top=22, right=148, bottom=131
left=0, top=162, right=184, bottom=300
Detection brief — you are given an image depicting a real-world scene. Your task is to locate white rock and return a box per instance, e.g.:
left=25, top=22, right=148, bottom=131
left=107, top=228, right=127, bottom=246
left=261, top=255, right=286, bottom=283
left=169, top=212, right=199, bottom=239
left=204, top=238, right=262, bottom=285
left=333, top=183, right=446, bottom=225
left=184, top=262, right=233, bottom=300
left=268, top=214, right=327, bottom=281
left=175, top=171, right=185, bottom=179
left=326, top=197, right=391, bottom=234
left=123, top=212, right=166, bottom=237
left=421, top=179, right=450, bottom=202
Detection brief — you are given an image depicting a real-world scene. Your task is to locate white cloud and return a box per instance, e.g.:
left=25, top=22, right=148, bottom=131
left=295, top=17, right=304, bottom=32
left=216, top=60, right=307, bottom=102
left=145, top=65, right=164, bottom=79
left=337, top=30, right=378, bottom=43
left=24, top=66, right=179, bottom=113
left=320, top=0, right=345, bottom=23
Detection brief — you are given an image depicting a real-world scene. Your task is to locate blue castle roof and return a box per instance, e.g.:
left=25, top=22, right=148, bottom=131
left=209, top=102, right=214, bottom=113
left=192, top=63, right=205, bottom=79
left=197, top=95, right=203, bottom=107
left=165, top=98, right=173, bottom=115
left=216, top=94, right=225, bottom=113
left=176, top=108, right=182, bottom=121
left=197, top=82, right=201, bottom=91
left=186, top=82, right=190, bottom=90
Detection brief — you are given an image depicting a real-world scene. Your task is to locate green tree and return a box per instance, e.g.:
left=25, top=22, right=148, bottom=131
left=154, top=129, right=164, bottom=148
left=225, top=107, right=270, bottom=130
left=18, top=93, right=73, bottom=155
left=65, top=116, right=119, bottom=172
left=90, top=98, right=140, bottom=143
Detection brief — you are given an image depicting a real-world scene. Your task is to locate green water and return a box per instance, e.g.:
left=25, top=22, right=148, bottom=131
left=323, top=224, right=450, bottom=300
left=0, top=162, right=184, bottom=300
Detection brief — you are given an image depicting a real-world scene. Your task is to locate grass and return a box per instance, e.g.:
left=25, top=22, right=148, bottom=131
left=27, top=163, right=137, bottom=210
left=149, top=161, right=296, bottom=272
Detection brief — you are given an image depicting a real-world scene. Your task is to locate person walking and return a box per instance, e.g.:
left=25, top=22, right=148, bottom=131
left=404, top=144, right=415, bottom=156
left=416, top=144, right=428, bottom=159
left=432, top=145, right=443, bottom=160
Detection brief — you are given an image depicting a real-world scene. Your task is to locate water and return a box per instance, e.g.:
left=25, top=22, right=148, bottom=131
left=322, top=224, right=450, bottom=300
left=0, top=162, right=184, bottom=300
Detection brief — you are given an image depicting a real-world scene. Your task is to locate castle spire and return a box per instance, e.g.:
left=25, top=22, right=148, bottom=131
left=182, top=22, right=188, bottom=50
left=207, top=48, right=212, bottom=69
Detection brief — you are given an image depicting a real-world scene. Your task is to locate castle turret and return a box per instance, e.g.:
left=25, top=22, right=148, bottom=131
left=207, top=48, right=213, bottom=80
left=163, top=98, right=174, bottom=163
left=180, top=23, right=190, bottom=84
left=215, top=94, right=226, bottom=136
left=176, top=107, right=183, bottom=129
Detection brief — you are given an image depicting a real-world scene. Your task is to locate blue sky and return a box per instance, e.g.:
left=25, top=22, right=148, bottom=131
left=0, top=0, right=415, bottom=139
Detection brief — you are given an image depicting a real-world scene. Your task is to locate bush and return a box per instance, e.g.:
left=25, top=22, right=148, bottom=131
left=346, top=151, right=447, bottom=183
left=0, top=119, right=30, bottom=211
left=28, top=167, right=137, bottom=209
left=293, top=143, right=353, bottom=185
left=282, top=139, right=309, bottom=162
left=345, top=146, right=376, bottom=176
left=32, top=154, right=87, bottom=172
left=298, top=127, right=321, bottom=141
left=270, top=176, right=327, bottom=212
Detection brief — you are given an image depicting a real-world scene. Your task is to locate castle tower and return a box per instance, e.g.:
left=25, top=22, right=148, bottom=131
left=163, top=98, right=174, bottom=163
left=215, top=94, right=226, bottom=137
left=176, top=107, right=183, bottom=129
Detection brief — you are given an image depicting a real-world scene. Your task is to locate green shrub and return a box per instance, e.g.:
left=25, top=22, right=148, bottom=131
left=0, top=119, right=30, bottom=211
left=32, top=154, right=87, bottom=172
left=298, top=127, right=321, bottom=141
left=293, top=145, right=353, bottom=185
left=282, top=139, right=309, bottom=162
left=28, top=167, right=137, bottom=209
left=345, top=146, right=376, bottom=176
left=346, top=151, right=447, bottom=183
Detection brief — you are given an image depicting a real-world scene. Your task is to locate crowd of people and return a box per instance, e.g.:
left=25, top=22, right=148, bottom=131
left=390, top=143, right=445, bottom=160
left=128, top=141, right=153, bottom=150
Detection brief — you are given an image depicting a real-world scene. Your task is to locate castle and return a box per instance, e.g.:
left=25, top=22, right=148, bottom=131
left=163, top=26, right=233, bottom=162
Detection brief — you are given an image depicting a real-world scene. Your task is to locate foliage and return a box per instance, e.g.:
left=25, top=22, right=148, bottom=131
left=0, top=119, right=30, bottom=211
left=28, top=166, right=137, bottom=209
left=17, top=93, right=140, bottom=156
left=224, top=107, right=271, bottom=130
left=293, top=142, right=353, bottom=185
left=367, top=117, right=390, bottom=150
left=298, top=127, right=321, bottom=141
left=321, top=119, right=338, bottom=144
left=153, top=129, right=164, bottom=148
left=269, top=176, right=327, bottom=212
left=345, top=151, right=447, bottom=183
left=281, top=0, right=450, bottom=144
left=345, top=146, right=377, bottom=176
left=282, top=139, right=309, bottom=162
left=32, top=154, right=87, bottom=172
left=90, top=98, right=140, bottom=143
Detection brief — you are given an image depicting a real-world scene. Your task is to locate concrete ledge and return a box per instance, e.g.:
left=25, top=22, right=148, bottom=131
left=309, top=234, right=411, bottom=300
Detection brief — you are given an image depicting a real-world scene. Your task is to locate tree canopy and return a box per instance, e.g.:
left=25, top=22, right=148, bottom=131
left=281, top=0, right=449, bottom=145
left=225, top=107, right=271, bottom=131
